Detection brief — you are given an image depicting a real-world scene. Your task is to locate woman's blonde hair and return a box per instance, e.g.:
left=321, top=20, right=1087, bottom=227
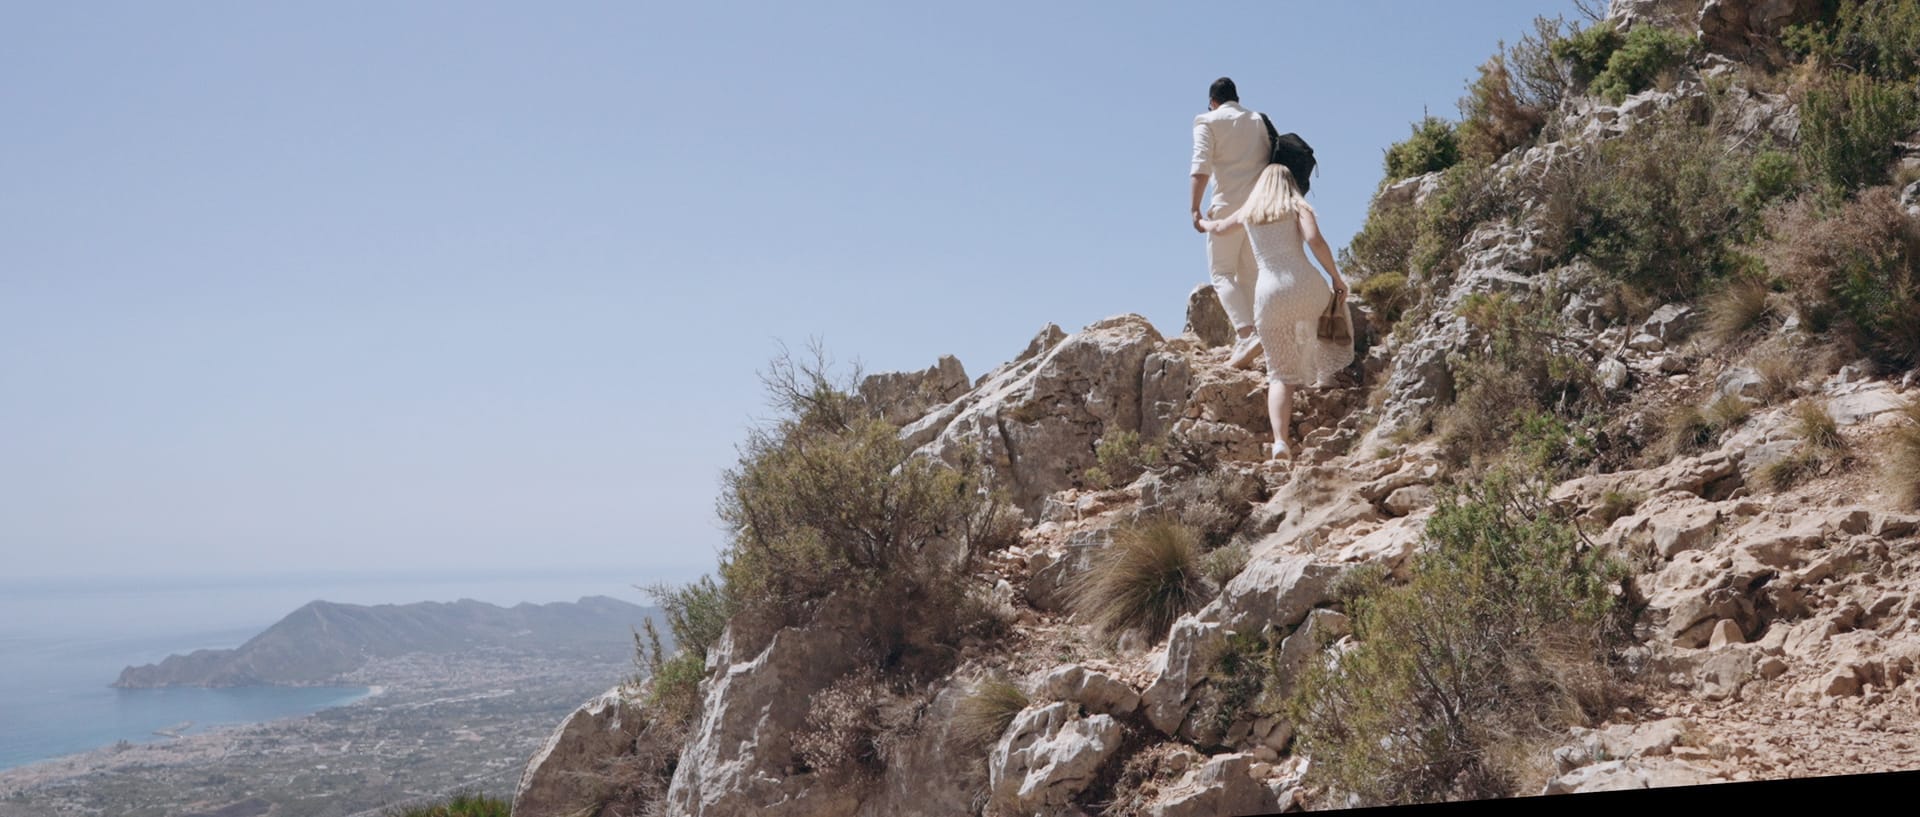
left=1233, top=163, right=1313, bottom=225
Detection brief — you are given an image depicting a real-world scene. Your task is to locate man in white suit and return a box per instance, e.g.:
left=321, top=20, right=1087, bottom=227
left=1190, top=76, right=1271, bottom=369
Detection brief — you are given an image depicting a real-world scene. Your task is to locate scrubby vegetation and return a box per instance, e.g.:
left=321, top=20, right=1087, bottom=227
left=1436, top=292, right=1600, bottom=471
left=1068, top=518, right=1206, bottom=642
left=1760, top=187, right=1920, bottom=369
left=384, top=793, right=511, bottom=817
left=1383, top=117, right=1461, bottom=180
left=1289, top=470, right=1629, bottom=805
left=1886, top=399, right=1920, bottom=508
left=1085, top=429, right=1167, bottom=490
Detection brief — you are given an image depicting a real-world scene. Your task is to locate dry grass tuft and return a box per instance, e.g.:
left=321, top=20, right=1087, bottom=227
left=1069, top=518, right=1206, bottom=642
left=951, top=676, right=1030, bottom=752
left=1704, top=276, right=1777, bottom=347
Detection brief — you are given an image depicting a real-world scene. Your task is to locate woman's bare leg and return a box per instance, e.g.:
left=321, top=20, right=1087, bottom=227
left=1269, top=380, right=1293, bottom=454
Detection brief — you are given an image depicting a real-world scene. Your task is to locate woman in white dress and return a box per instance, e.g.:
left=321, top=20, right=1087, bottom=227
left=1199, top=163, right=1354, bottom=460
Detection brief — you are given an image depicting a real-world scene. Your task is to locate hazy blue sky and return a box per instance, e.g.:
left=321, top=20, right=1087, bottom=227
left=3, top=1, right=1589, bottom=587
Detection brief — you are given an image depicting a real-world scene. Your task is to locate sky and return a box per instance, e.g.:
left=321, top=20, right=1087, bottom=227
left=1, top=1, right=1594, bottom=592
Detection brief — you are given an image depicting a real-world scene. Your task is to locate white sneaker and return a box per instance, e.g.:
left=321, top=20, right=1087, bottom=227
left=1227, top=334, right=1263, bottom=369
left=1271, top=440, right=1292, bottom=461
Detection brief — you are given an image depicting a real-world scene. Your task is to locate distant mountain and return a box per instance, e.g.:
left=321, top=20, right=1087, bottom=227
left=114, top=596, right=657, bottom=688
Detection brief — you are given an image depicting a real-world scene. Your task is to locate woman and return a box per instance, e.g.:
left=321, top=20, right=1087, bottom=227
left=1199, top=163, right=1354, bottom=460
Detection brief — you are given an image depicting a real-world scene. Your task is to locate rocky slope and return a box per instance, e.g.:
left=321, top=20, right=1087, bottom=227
left=516, top=1, right=1920, bottom=814
left=116, top=596, right=654, bottom=688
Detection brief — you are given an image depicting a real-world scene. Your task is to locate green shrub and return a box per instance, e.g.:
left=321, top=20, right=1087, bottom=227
left=952, top=677, right=1030, bottom=751
left=1346, top=200, right=1420, bottom=281
left=1352, top=272, right=1412, bottom=325
left=1794, top=398, right=1846, bottom=453
left=1553, top=111, right=1756, bottom=300
left=1436, top=293, right=1599, bottom=471
left=1552, top=20, right=1624, bottom=88
left=1411, top=162, right=1509, bottom=278
left=1762, top=187, right=1920, bottom=369
left=1202, top=540, right=1252, bottom=589
left=1886, top=399, right=1920, bottom=508
left=643, top=575, right=731, bottom=662
left=1589, top=25, right=1695, bottom=104
left=1800, top=74, right=1920, bottom=194
left=1068, top=518, right=1205, bottom=641
left=715, top=348, right=1007, bottom=662
left=1384, top=116, right=1461, bottom=180
left=385, top=793, right=510, bottom=817
left=1084, top=429, right=1165, bottom=490
left=1289, top=469, right=1628, bottom=805
left=1785, top=0, right=1920, bottom=82
left=1595, top=490, right=1645, bottom=526
left=1740, top=150, right=1804, bottom=212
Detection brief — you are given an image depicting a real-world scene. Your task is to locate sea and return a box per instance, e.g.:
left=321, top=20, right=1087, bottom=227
left=0, top=568, right=682, bottom=771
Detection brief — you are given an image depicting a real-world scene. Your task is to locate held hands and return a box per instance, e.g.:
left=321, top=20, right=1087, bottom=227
left=1191, top=210, right=1205, bottom=234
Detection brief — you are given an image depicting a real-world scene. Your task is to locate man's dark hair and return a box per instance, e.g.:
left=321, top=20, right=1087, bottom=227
left=1209, top=77, right=1238, bottom=104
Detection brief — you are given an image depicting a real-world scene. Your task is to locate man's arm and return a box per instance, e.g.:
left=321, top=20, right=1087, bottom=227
left=1190, top=173, right=1209, bottom=233
left=1190, top=120, right=1212, bottom=233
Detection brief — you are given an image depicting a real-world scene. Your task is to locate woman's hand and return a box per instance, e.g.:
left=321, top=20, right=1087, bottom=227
left=1331, top=277, right=1350, bottom=301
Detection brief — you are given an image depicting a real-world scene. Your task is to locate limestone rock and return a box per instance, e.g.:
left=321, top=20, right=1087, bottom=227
left=1213, top=551, right=1344, bottom=634
left=514, top=686, right=646, bottom=817
left=1142, top=615, right=1228, bottom=735
left=1544, top=759, right=1722, bottom=794
left=1040, top=665, right=1141, bottom=717
left=859, top=355, right=970, bottom=427
left=665, top=608, right=869, bottom=817
left=915, top=315, right=1165, bottom=515
left=1185, top=284, right=1235, bottom=348
left=1641, top=303, right=1698, bottom=343
left=855, top=682, right=982, bottom=817
left=1141, top=350, right=1193, bottom=441
left=988, top=702, right=1124, bottom=814
left=1145, top=753, right=1284, bottom=817
left=1699, top=0, right=1825, bottom=61
left=1383, top=484, right=1434, bottom=516
left=1599, top=357, right=1630, bottom=391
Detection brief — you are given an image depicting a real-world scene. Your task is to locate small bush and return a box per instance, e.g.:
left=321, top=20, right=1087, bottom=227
left=643, top=575, right=731, bottom=663
left=1385, top=116, right=1462, bottom=180
left=1164, top=469, right=1260, bottom=549
left=1553, top=111, right=1757, bottom=300
left=1346, top=201, right=1420, bottom=283
left=1202, top=540, right=1252, bottom=589
left=1411, top=162, right=1509, bottom=278
left=952, top=677, right=1030, bottom=752
left=1703, top=276, right=1778, bottom=347
left=1740, top=150, right=1804, bottom=212
left=1799, top=74, right=1920, bottom=193
left=1752, top=349, right=1805, bottom=405
left=1353, top=271, right=1412, bottom=325
left=384, top=793, right=510, bottom=817
left=1596, top=490, right=1646, bottom=526
left=1289, top=469, right=1628, bottom=805
left=793, top=668, right=889, bottom=779
left=1758, top=449, right=1824, bottom=491
left=1460, top=53, right=1547, bottom=163
left=1436, top=293, right=1599, bottom=470
left=1706, top=393, right=1753, bottom=429
left=1589, top=25, right=1696, bottom=104
left=1085, top=429, right=1166, bottom=490
left=1508, top=15, right=1573, bottom=116
left=1553, top=20, right=1624, bottom=88
left=1761, top=188, right=1920, bottom=369
left=1785, top=0, right=1920, bottom=82
left=1069, top=518, right=1205, bottom=641
left=1886, top=399, right=1920, bottom=508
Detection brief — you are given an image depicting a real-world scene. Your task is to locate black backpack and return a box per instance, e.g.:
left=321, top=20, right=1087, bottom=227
left=1260, top=112, right=1316, bottom=194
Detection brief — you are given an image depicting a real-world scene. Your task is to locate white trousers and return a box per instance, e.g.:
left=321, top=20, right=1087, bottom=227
left=1206, top=204, right=1257, bottom=332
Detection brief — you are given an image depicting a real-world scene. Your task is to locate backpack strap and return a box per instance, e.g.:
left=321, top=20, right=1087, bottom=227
left=1260, top=112, right=1280, bottom=160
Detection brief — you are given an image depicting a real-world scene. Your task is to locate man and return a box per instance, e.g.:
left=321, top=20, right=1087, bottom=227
left=1190, top=76, right=1271, bottom=369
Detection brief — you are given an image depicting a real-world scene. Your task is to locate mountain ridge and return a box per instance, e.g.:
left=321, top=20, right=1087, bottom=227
left=114, top=595, right=656, bottom=689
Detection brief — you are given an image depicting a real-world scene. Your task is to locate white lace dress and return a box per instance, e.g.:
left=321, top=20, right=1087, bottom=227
left=1246, top=214, right=1355, bottom=386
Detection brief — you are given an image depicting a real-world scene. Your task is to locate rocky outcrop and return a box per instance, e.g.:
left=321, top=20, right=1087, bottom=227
left=912, top=315, right=1165, bottom=516
left=859, top=355, right=971, bottom=426
left=1696, top=0, right=1824, bottom=61
left=514, top=686, right=646, bottom=817
left=988, top=702, right=1125, bottom=814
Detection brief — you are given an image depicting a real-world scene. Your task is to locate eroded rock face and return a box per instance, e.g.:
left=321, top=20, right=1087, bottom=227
left=913, top=315, right=1165, bottom=516
left=1185, top=284, right=1235, bottom=348
left=514, top=686, right=646, bottom=817
left=1698, top=0, right=1824, bottom=61
left=854, top=682, right=981, bottom=817
left=1145, top=753, right=1287, bottom=817
left=859, top=355, right=971, bottom=427
left=665, top=612, right=869, bottom=817
left=988, top=702, right=1125, bottom=814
